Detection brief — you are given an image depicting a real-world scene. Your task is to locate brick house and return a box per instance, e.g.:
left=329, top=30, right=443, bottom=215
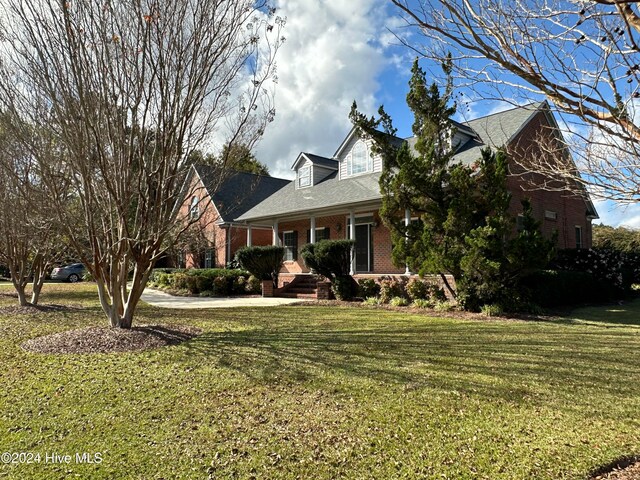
left=178, top=166, right=289, bottom=268
left=231, top=101, right=598, bottom=286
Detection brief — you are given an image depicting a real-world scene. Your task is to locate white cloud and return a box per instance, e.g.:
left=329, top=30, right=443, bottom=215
left=592, top=198, right=640, bottom=228
left=254, top=1, right=393, bottom=179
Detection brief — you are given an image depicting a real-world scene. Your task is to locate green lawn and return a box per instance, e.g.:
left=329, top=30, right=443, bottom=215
left=0, top=283, right=639, bottom=479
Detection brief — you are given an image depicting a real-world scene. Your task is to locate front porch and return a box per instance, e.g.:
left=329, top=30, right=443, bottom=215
left=243, top=207, right=414, bottom=276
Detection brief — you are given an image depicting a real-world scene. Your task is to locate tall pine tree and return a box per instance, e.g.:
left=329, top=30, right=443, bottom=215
left=350, top=58, right=554, bottom=310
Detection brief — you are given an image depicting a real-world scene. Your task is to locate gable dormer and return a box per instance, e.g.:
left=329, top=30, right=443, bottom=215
left=334, top=129, right=382, bottom=180
left=291, top=152, right=338, bottom=189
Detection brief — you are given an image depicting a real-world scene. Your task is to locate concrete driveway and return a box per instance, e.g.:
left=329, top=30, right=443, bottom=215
left=141, top=288, right=302, bottom=309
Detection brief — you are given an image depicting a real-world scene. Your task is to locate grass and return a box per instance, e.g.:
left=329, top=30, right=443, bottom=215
left=0, top=283, right=639, bottom=479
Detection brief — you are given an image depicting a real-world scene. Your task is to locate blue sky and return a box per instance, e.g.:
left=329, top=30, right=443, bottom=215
left=253, top=0, right=635, bottom=229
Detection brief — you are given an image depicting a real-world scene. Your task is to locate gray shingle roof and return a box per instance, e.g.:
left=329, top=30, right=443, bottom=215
left=237, top=102, right=544, bottom=222
left=236, top=171, right=382, bottom=221
left=452, top=102, right=542, bottom=165
left=194, top=165, right=289, bottom=222
left=301, top=153, right=339, bottom=169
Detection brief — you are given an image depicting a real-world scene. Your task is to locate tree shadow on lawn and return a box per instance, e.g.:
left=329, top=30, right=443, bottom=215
left=566, top=298, right=640, bottom=327
left=180, top=319, right=640, bottom=415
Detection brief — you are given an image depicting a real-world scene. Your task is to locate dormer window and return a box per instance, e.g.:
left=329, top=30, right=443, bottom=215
left=298, top=165, right=311, bottom=188
left=347, top=141, right=372, bottom=176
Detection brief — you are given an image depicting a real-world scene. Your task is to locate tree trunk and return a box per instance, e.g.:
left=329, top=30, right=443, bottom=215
left=440, top=273, right=457, bottom=300
left=30, top=269, right=47, bottom=305
left=15, top=285, right=28, bottom=306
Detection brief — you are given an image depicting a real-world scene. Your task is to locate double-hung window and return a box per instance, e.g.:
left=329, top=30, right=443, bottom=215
left=283, top=231, right=298, bottom=261
left=298, top=166, right=311, bottom=188
left=189, top=196, right=199, bottom=220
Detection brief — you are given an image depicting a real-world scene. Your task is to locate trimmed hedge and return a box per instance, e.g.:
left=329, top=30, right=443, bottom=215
left=149, top=268, right=260, bottom=296
left=235, top=246, right=285, bottom=287
left=521, top=269, right=619, bottom=307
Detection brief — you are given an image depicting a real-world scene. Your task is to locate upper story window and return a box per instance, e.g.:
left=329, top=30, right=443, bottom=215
left=298, top=165, right=311, bottom=188
left=575, top=226, right=583, bottom=249
left=347, top=141, right=372, bottom=176
left=189, top=196, right=199, bottom=219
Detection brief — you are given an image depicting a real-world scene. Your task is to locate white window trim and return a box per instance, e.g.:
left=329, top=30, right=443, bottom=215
left=189, top=196, right=199, bottom=220
left=298, top=165, right=312, bottom=188
left=283, top=230, right=297, bottom=262
left=346, top=141, right=372, bottom=178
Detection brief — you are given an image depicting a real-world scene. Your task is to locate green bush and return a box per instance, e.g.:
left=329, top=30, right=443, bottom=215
left=406, top=278, right=430, bottom=301
left=427, top=284, right=447, bottom=302
left=235, top=246, right=285, bottom=287
left=434, top=300, right=457, bottom=312
left=379, top=277, right=408, bottom=304
left=412, top=298, right=434, bottom=309
left=301, top=240, right=356, bottom=300
left=149, top=268, right=254, bottom=296
left=363, top=297, right=381, bottom=306
left=553, top=248, right=638, bottom=294
left=246, top=275, right=262, bottom=294
left=522, top=269, right=618, bottom=307
left=480, top=304, right=503, bottom=317
left=331, top=276, right=357, bottom=301
left=357, top=278, right=380, bottom=299
left=172, top=273, right=190, bottom=290
left=389, top=296, right=409, bottom=307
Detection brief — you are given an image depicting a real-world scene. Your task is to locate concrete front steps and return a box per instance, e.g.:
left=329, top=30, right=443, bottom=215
left=278, top=274, right=319, bottom=299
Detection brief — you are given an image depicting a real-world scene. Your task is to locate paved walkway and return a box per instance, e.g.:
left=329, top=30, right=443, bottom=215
left=141, top=288, right=302, bottom=309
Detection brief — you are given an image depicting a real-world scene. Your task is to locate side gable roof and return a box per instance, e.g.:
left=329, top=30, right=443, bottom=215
left=194, top=165, right=289, bottom=222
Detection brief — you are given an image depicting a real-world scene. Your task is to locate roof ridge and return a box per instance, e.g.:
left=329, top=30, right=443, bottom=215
left=462, top=101, right=543, bottom=124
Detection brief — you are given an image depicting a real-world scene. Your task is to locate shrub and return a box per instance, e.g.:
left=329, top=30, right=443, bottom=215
left=357, top=278, right=380, bottom=299
left=434, top=300, right=457, bottom=312
left=331, top=276, right=357, bottom=301
left=379, top=277, right=408, bottom=304
left=195, top=275, right=211, bottom=293
left=521, top=269, right=617, bottom=307
left=155, top=273, right=172, bottom=287
left=427, top=284, right=447, bottom=302
left=389, top=296, right=409, bottom=307
left=480, top=304, right=503, bottom=317
left=412, top=298, right=434, bottom=309
left=172, top=273, right=190, bottom=290
left=149, top=268, right=184, bottom=284
left=246, top=275, right=262, bottom=294
left=235, top=246, right=285, bottom=287
left=212, top=276, right=229, bottom=296
left=149, top=268, right=253, bottom=296
left=552, top=248, right=637, bottom=294
left=301, top=239, right=355, bottom=300
left=406, top=278, right=430, bottom=301
left=363, top=297, right=381, bottom=306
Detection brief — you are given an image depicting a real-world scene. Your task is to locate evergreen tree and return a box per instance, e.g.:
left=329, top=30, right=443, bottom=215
left=350, top=57, right=554, bottom=310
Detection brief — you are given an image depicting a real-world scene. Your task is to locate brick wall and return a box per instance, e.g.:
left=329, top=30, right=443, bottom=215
left=506, top=111, right=593, bottom=249
left=276, top=212, right=404, bottom=275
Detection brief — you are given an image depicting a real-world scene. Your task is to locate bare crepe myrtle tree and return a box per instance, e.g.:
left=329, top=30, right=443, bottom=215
left=390, top=0, right=640, bottom=203
left=0, top=113, right=70, bottom=306
left=0, top=0, right=284, bottom=327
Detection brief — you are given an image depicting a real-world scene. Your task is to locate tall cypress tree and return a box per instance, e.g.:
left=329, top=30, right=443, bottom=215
left=350, top=57, right=554, bottom=310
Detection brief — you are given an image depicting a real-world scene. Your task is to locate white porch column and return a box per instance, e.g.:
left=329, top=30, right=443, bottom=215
left=349, top=211, right=356, bottom=275
left=272, top=220, right=279, bottom=246
left=310, top=216, right=316, bottom=243
left=247, top=225, right=253, bottom=246
left=405, top=208, right=411, bottom=275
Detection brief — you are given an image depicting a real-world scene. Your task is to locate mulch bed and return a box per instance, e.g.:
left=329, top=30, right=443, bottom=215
left=591, top=458, right=640, bottom=479
left=21, top=324, right=202, bottom=354
left=0, top=304, right=84, bottom=315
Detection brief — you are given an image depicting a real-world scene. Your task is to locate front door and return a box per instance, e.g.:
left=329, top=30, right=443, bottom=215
left=355, top=224, right=371, bottom=272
